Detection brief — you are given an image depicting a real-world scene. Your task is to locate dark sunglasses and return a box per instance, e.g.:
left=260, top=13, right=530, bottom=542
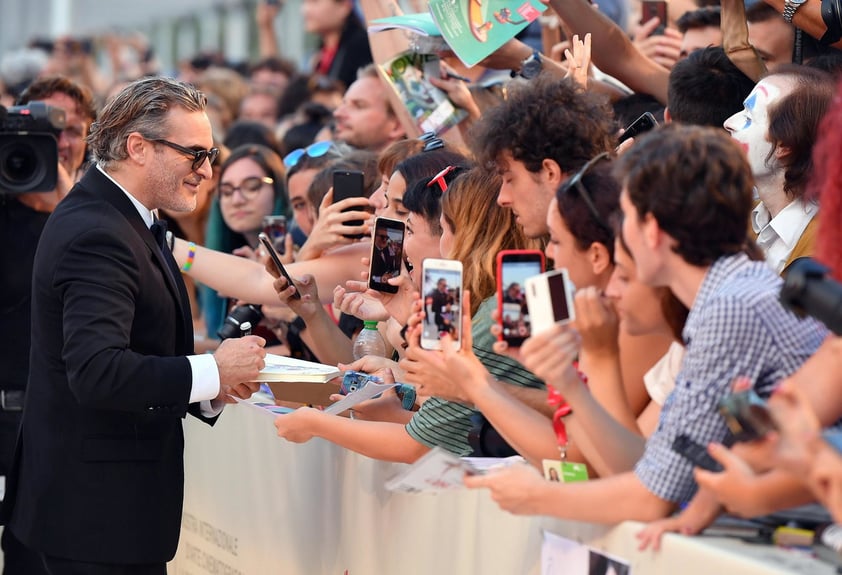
left=427, top=165, right=458, bottom=193
left=418, top=131, right=445, bottom=152
left=283, top=141, right=334, bottom=169
left=148, top=137, right=220, bottom=172
left=562, top=152, right=611, bottom=231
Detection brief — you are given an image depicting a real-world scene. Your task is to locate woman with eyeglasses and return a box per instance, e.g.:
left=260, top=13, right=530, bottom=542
left=201, top=144, right=289, bottom=340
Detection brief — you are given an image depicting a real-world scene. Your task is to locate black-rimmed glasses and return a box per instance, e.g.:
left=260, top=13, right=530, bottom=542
left=148, top=138, right=220, bottom=172
left=219, top=176, right=274, bottom=200
left=562, top=152, right=611, bottom=231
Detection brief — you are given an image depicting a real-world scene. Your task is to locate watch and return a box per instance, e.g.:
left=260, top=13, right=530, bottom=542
left=517, top=50, right=543, bottom=80
left=782, top=0, right=808, bottom=23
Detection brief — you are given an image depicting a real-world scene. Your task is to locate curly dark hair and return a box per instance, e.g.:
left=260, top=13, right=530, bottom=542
left=615, top=124, right=754, bottom=267
left=470, top=76, right=615, bottom=174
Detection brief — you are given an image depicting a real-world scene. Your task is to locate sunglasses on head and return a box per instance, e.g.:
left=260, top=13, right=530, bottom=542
left=418, top=131, right=445, bottom=152
left=427, top=165, right=458, bottom=193
left=562, top=152, right=612, bottom=231
left=283, top=141, right=334, bottom=169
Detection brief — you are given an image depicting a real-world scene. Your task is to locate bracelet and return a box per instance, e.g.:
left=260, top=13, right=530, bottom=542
left=181, top=242, right=197, bottom=272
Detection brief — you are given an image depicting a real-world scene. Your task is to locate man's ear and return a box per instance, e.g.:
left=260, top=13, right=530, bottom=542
left=774, top=145, right=792, bottom=162
left=643, top=211, right=662, bottom=250
left=126, top=132, right=147, bottom=165
left=541, top=158, right=564, bottom=187
left=386, top=114, right=407, bottom=142
left=663, top=108, right=672, bottom=124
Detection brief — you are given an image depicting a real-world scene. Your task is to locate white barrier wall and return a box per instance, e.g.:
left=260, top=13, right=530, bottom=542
left=171, top=404, right=836, bottom=575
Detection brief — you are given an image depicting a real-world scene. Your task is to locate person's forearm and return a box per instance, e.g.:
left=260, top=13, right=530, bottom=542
left=311, top=416, right=430, bottom=463
left=763, top=0, right=834, bottom=46
left=535, top=471, right=675, bottom=523
left=174, top=238, right=279, bottom=305
left=298, top=309, right=354, bottom=366
left=175, top=238, right=367, bottom=305
left=579, top=349, right=639, bottom=432
left=470, top=378, right=571, bottom=466
left=546, top=0, right=669, bottom=103
left=258, top=22, right=280, bottom=58
left=734, top=470, right=817, bottom=517
left=558, top=382, right=647, bottom=476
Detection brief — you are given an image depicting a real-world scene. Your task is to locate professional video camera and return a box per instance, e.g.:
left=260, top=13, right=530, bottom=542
left=217, top=304, right=264, bottom=340
left=0, top=101, right=66, bottom=193
left=780, top=258, right=842, bottom=335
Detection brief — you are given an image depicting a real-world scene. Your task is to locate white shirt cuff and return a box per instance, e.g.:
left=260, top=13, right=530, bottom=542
left=187, top=354, right=224, bottom=418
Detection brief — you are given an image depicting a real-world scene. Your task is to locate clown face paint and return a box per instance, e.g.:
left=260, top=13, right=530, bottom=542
left=723, top=77, right=792, bottom=179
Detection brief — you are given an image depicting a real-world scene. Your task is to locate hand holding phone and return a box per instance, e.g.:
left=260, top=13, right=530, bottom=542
left=525, top=269, right=576, bottom=336
left=617, top=112, right=658, bottom=145
left=333, top=170, right=367, bottom=240
left=496, top=250, right=545, bottom=347
left=258, top=232, right=301, bottom=299
left=369, top=217, right=406, bottom=294
left=718, top=389, right=777, bottom=442
left=672, top=434, right=723, bottom=472
left=420, top=258, right=463, bottom=350
left=640, top=0, right=668, bottom=35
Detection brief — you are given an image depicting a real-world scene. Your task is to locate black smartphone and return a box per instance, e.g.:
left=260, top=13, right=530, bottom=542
left=333, top=169, right=366, bottom=240
left=672, top=434, right=723, bottom=472
left=617, top=112, right=658, bottom=145
left=369, top=217, right=405, bottom=294
left=258, top=232, right=301, bottom=299
left=641, top=0, right=668, bottom=35
left=717, top=389, right=777, bottom=442
left=496, top=250, right=545, bottom=347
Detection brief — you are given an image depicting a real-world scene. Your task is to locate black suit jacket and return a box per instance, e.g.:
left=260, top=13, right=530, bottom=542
left=3, top=167, right=214, bottom=564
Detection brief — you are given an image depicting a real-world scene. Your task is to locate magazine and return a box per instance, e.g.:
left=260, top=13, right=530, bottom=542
left=429, top=0, right=545, bottom=67
left=379, top=51, right=467, bottom=134
left=254, top=353, right=341, bottom=383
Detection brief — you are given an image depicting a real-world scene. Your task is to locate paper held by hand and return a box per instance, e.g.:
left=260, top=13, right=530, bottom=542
left=253, top=353, right=341, bottom=383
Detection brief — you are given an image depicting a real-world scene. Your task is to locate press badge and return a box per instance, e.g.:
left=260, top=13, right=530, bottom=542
left=542, top=459, right=589, bottom=483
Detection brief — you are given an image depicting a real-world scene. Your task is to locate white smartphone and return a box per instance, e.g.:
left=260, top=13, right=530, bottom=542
left=524, top=269, right=576, bottom=335
left=420, top=258, right=463, bottom=351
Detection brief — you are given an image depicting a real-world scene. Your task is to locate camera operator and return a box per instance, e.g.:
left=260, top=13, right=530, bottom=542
left=0, top=75, right=94, bottom=573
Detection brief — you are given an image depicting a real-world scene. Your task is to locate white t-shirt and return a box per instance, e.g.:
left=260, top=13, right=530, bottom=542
left=643, top=341, right=684, bottom=406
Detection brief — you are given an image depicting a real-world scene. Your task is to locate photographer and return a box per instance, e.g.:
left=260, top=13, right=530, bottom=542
left=0, top=75, right=95, bottom=572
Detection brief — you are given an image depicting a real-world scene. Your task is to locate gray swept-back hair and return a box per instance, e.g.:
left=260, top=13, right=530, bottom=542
left=88, top=77, right=206, bottom=168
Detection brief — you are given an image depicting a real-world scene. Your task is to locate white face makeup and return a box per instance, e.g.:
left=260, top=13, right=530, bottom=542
left=723, top=78, right=789, bottom=179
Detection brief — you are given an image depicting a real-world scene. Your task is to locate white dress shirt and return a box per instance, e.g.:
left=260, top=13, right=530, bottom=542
left=752, top=198, right=817, bottom=275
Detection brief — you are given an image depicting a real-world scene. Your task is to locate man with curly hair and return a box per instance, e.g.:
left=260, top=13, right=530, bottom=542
left=470, top=75, right=616, bottom=239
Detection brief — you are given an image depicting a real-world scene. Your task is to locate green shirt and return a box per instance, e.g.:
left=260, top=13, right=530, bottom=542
left=405, top=297, right=544, bottom=455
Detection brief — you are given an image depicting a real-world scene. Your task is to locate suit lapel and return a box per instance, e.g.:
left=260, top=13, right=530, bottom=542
left=79, top=168, right=194, bottom=353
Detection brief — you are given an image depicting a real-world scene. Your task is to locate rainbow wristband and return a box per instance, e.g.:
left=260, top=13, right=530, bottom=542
left=181, top=242, right=197, bottom=272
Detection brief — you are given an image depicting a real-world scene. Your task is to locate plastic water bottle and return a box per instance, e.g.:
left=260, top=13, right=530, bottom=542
left=353, top=321, right=387, bottom=360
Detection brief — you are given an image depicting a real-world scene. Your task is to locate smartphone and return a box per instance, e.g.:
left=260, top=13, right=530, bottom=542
left=617, top=112, right=658, bottom=145
left=420, top=258, right=463, bottom=351
left=641, top=0, right=668, bottom=35
left=524, top=269, right=576, bottom=336
left=338, top=371, right=417, bottom=410
left=496, top=250, right=545, bottom=347
left=369, top=217, right=405, bottom=294
left=672, top=434, right=723, bottom=472
left=333, top=169, right=366, bottom=240
left=258, top=232, right=301, bottom=299
left=717, top=389, right=777, bottom=442
left=262, top=215, right=287, bottom=254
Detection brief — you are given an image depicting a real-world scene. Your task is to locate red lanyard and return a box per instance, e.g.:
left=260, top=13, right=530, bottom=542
left=546, top=365, right=587, bottom=460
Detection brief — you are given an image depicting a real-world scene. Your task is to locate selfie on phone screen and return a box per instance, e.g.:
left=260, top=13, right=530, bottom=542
left=421, top=261, right=462, bottom=349
left=499, top=257, right=543, bottom=345
left=369, top=218, right=405, bottom=293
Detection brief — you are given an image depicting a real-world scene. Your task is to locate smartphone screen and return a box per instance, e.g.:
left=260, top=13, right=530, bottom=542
left=525, top=269, right=576, bottom=335
left=333, top=170, right=366, bottom=240
left=369, top=217, right=405, bottom=294
left=421, top=259, right=463, bottom=350
left=262, top=215, right=287, bottom=254
left=497, top=251, right=544, bottom=347
left=258, top=232, right=301, bottom=299
left=641, top=0, right=668, bottom=34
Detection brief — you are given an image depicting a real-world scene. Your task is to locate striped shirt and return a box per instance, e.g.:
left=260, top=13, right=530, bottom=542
left=635, top=253, right=827, bottom=503
left=406, top=297, right=544, bottom=455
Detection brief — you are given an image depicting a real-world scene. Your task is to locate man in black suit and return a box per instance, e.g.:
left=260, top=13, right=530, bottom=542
left=1, top=77, right=267, bottom=574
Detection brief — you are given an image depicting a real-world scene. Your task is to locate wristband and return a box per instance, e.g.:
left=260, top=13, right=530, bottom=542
left=181, top=242, right=197, bottom=272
